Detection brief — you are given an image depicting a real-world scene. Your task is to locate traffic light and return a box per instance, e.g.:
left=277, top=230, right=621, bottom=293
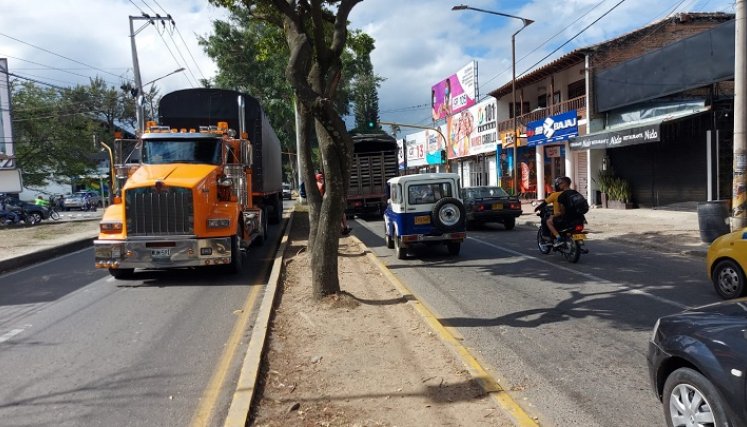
left=440, top=149, right=447, bottom=164
left=365, top=110, right=378, bottom=130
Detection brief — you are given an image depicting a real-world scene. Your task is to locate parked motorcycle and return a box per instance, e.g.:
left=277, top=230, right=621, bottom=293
left=535, top=202, right=588, bottom=263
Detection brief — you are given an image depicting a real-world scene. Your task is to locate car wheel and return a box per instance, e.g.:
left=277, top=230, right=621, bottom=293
left=28, top=212, right=42, bottom=225
left=503, top=217, right=516, bottom=230
left=712, top=259, right=747, bottom=299
left=430, top=197, right=466, bottom=233
left=662, top=367, right=733, bottom=427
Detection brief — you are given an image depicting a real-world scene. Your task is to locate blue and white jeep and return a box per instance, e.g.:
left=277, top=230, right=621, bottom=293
left=383, top=173, right=466, bottom=259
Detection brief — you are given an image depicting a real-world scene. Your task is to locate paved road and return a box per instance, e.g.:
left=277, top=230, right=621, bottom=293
left=354, top=217, right=718, bottom=427
left=0, top=217, right=286, bottom=427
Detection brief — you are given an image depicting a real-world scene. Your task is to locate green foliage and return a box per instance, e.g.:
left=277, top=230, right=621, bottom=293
left=11, top=78, right=133, bottom=187
left=594, top=169, right=631, bottom=202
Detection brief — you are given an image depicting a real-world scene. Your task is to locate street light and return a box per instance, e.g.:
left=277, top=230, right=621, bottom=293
left=452, top=5, right=533, bottom=195
left=142, top=67, right=185, bottom=88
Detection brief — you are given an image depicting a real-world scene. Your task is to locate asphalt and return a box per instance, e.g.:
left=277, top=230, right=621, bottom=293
left=0, top=203, right=718, bottom=426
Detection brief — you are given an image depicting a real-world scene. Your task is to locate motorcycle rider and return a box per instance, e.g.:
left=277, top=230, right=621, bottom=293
left=537, top=176, right=581, bottom=247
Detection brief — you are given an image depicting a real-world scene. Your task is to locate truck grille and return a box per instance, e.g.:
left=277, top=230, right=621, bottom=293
left=125, top=187, right=194, bottom=236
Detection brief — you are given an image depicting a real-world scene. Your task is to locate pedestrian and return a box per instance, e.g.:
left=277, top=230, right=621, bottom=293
left=315, top=171, right=351, bottom=235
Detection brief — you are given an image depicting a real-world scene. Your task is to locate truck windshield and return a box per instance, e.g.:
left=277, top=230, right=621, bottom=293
left=141, top=138, right=222, bottom=165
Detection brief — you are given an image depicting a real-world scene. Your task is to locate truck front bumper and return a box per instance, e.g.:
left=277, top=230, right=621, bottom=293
left=94, top=236, right=234, bottom=269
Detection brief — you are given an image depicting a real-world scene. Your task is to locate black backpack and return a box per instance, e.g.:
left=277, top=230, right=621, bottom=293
left=560, top=189, right=589, bottom=216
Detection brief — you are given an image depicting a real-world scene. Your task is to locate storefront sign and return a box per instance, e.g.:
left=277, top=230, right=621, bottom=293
left=569, top=122, right=661, bottom=150
left=526, top=110, right=578, bottom=147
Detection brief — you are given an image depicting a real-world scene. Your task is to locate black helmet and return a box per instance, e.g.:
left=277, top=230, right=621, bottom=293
left=553, top=176, right=570, bottom=191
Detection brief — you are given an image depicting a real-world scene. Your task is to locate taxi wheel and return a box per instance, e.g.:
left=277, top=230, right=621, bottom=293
left=109, top=268, right=134, bottom=279
left=712, top=259, right=747, bottom=299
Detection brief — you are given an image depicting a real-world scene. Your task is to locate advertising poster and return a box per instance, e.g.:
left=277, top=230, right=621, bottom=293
left=397, top=138, right=405, bottom=170
left=431, top=61, right=477, bottom=121
left=526, top=110, right=579, bottom=147
left=446, top=96, right=498, bottom=159
left=405, top=132, right=428, bottom=168
left=0, top=58, right=15, bottom=169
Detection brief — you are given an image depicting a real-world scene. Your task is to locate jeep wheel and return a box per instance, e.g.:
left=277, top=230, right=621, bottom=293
left=385, top=225, right=394, bottom=249
left=431, top=197, right=465, bottom=233
left=446, top=241, right=461, bottom=256
left=394, top=233, right=406, bottom=259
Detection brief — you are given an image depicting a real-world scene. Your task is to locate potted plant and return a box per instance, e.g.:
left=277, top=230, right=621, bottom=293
left=593, top=170, right=615, bottom=208
left=606, top=176, right=634, bottom=209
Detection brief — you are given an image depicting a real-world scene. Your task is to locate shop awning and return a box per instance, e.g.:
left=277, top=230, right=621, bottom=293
left=569, top=108, right=710, bottom=151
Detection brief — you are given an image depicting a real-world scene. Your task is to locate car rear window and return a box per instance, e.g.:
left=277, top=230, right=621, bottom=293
left=465, top=187, right=509, bottom=199
left=408, top=182, right=452, bottom=205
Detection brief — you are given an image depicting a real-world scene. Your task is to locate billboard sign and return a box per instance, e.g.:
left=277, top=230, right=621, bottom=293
left=0, top=58, right=15, bottom=169
left=526, top=110, right=579, bottom=147
left=431, top=61, right=477, bottom=121
left=447, top=96, right=498, bottom=159
left=405, top=128, right=447, bottom=168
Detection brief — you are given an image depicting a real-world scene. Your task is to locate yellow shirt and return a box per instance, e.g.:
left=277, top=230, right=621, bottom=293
left=544, top=191, right=563, bottom=215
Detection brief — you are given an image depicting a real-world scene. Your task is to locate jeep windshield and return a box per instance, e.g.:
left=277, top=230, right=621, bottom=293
left=141, top=137, right=222, bottom=165
left=408, top=182, right=453, bottom=205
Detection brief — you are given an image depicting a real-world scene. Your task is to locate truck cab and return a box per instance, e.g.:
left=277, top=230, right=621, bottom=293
left=383, top=173, right=466, bottom=259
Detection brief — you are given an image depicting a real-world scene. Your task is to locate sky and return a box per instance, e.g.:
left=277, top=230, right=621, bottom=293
left=0, top=0, right=739, bottom=137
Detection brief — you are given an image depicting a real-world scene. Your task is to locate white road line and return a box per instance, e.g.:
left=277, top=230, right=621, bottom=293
left=469, top=236, right=688, bottom=310
left=0, top=328, right=25, bottom=343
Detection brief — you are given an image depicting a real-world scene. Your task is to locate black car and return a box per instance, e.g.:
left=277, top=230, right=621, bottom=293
left=648, top=298, right=747, bottom=427
left=460, top=186, right=522, bottom=230
left=5, top=200, right=49, bottom=224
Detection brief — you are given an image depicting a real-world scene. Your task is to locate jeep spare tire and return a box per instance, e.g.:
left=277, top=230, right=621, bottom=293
left=431, top=197, right=465, bottom=232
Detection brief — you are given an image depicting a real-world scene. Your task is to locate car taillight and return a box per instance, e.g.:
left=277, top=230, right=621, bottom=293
left=574, top=224, right=584, bottom=232
left=510, top=203, right=520, bottom=209
left=477, top=205, right=485, bottom=212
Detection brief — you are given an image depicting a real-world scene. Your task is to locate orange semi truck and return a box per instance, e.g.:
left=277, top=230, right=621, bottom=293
left=94, top=89, right=283, bottom=278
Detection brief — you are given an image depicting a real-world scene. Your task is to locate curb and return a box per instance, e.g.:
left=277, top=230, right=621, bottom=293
left=223, top=213, right=294, bottom=427
left=0, top=235, right=97, bottom=274
left=352, top=234, right=540, bottom=427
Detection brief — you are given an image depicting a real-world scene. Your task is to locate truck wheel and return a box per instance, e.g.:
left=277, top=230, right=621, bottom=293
left=109, top=268, right=134, bottom=279
left=255, top=208, right=268, bottom=246
left=269, top=195, right=282, bottom=225
left=431, top=197, right=465, bottom=233
left=228, top=235, right=243, bottom=274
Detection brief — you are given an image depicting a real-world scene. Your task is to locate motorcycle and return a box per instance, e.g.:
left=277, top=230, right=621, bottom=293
left=534, top=202, right=588, bottom=263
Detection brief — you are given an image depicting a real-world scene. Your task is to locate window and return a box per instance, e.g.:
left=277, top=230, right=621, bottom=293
left=537, top=87, right=547, bottom=108
left=509, top=102, right=531, bottom=118
left=552, top=91, right=562, bottom=104
left=142, top=138, right=222, bottom=165
left=567, top=79, right=585, bottom=99
left=408, top=182, right=453, bottom=205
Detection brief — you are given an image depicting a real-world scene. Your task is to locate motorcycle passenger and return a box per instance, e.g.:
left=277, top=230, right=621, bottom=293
left=35, top=195, right=50, bottom=208
left=541, top=176, right=583, bottom=248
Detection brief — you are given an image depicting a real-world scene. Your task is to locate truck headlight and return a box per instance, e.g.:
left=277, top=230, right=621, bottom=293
left=207, top=218, right=230, bottom=229
left=100, top=221, right=123, bottom=233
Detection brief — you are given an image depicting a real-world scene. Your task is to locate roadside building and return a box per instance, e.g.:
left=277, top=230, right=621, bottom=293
left=487, top=12, right=734, bottom=209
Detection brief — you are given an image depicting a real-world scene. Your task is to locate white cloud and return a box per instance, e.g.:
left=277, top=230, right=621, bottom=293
left=0, top=0, right=738, bottom=134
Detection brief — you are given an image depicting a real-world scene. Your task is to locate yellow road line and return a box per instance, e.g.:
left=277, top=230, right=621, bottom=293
left=355, top=236, right=539, bottom=427
left=190, top=280, right=263, bottom=427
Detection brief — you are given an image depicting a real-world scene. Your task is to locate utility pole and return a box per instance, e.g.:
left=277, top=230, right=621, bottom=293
left=129, top=14, right=172, bottom=134
left=732, top=0, right=747, bottom=230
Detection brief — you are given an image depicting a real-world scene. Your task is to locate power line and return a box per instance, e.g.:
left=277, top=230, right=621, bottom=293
left=0, top=32, right=133, bottom=83
left=0, top=52, right=123, bottom=88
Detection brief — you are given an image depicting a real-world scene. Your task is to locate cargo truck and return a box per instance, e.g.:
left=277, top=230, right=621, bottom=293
left=346, top=133, right=399, bottom=218
left=94, top=88, right=283, bottom=278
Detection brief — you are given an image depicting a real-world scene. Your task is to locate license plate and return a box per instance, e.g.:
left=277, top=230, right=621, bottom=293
left=571, top=234, right=585, bottom=241
left=414, top=215, right=431, bottom=225
left=151, top=248, right=171, bottom=257
left=491, top=203, right=503, bottom=210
